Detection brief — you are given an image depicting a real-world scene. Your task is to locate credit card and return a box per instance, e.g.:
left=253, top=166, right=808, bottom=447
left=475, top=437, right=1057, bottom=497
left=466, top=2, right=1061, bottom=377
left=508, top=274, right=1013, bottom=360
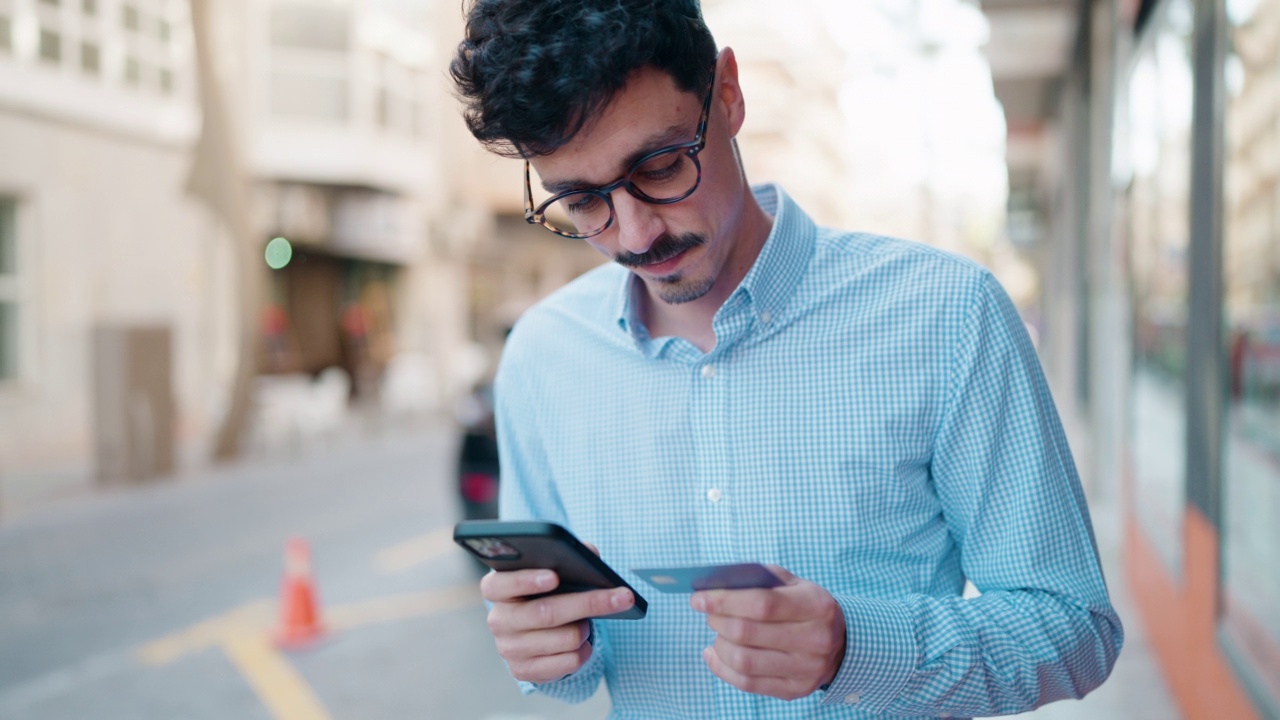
left=630, top=563, right=785, bottom=593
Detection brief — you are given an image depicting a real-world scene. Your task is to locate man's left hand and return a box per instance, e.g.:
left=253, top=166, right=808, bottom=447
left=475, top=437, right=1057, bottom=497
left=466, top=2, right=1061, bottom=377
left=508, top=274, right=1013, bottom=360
left=691, top=566, right=847, bottom=700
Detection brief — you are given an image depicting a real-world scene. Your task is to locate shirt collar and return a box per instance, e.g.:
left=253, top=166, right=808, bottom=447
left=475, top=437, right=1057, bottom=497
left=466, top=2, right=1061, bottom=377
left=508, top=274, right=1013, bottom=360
left=733, top=183, right=815, bottom=326
left=614, top=182, right=817, bottom=340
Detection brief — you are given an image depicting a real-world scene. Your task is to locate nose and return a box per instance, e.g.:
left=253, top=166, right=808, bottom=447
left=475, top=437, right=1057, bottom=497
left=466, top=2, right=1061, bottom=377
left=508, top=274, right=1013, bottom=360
left=609, top=191, right=664, bottom=256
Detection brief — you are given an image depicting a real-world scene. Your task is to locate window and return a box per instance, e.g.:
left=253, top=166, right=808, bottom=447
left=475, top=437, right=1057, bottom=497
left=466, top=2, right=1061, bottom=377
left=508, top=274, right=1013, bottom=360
left=0, top=201, right=13, bottom=278
left=267, top=2, right=353, bottom=123
left=125, top=56, right=141, bottom=85
left=81, top=41, right=100, bottom=75
left=412, top=102, right=424, bottom=138
left=1222, top=0, right=1280, bottom=705
left=0, top=199, right=17, bottom=382
left=377, top=85, right=390, bottom=129
left=122, top=3, right=139, bottom=32
left=39, top=28, right=61, bottom=63
left=1126, top=0, right=1194, bottom=574
left=269, top=72, right=348, bottom=120
left=269, top=2, right=349, bottom=51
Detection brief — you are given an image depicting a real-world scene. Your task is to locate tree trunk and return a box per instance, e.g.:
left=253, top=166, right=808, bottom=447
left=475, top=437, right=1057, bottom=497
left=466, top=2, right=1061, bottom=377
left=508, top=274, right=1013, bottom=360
left=187, top=0, right=262, bottom=462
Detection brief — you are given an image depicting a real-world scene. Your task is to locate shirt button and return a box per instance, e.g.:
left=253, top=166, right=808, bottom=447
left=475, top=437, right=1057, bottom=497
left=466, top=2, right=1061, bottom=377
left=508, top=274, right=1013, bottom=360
left=700, top=364, right=716, bottom=379
left=760, top=310, right=772, bottom=325
left=843, top=693, right=860, bottom=705
left=706, top=488, right=723, bottom=503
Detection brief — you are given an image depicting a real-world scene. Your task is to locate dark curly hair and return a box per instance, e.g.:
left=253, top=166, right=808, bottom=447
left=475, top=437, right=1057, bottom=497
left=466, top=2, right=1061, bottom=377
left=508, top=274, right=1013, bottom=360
left=449, top=0, right=718, bottom=158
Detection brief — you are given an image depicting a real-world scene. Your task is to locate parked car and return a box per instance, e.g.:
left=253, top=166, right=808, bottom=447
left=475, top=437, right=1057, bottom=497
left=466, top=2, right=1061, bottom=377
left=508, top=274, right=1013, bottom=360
left=455, top=383, right=500, bottom=521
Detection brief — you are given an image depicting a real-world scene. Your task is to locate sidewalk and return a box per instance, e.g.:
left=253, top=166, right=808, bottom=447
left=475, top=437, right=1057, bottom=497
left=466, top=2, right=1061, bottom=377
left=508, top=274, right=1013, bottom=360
left=1018, top=498, right=1178, bottom=719
left=0, top=403, right=444, bottom=522
left=1016, top=391, right=1180, bottom=719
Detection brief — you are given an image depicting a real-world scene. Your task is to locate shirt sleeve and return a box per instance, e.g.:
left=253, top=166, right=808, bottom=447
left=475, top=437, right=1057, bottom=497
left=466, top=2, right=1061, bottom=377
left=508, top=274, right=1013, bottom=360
left=492, top=331, right=607, bottom=705
left=819, top=270, right=1125, bottom=715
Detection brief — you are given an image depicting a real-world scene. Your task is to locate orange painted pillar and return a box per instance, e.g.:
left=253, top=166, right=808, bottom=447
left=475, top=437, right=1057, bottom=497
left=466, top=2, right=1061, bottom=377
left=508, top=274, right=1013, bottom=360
left=1125, top=506, right=1259, bottom=719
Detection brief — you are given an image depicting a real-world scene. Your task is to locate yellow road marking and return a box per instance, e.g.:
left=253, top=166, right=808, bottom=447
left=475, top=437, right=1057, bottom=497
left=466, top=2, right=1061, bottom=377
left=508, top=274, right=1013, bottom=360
left=139, top=584, right=481, bottom=667
left=137, top=584, right=481, bottom=717
left=223, top=633, right=333, bottom=720
left=326, top=584, right=482, bottom=630
left=375, top=525, right=460, bottom=574
left=137, top=600, right=274, bottom=667
left=137, top=583, right=481, bottom=720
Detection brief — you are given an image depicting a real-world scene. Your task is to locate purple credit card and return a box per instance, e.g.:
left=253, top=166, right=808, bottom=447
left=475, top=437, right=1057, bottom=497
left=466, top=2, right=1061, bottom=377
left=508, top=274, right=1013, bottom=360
left=630, top=563, right=785, bottom=593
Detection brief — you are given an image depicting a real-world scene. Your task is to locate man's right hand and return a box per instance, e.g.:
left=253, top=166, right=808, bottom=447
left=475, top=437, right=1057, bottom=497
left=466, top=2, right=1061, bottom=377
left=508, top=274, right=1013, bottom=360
left=481, top=568, right=635, bottom=683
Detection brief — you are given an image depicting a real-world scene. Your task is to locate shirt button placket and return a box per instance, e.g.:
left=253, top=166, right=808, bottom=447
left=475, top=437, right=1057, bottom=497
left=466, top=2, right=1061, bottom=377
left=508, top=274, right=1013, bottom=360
left=693, top=360, right=732, bottom=563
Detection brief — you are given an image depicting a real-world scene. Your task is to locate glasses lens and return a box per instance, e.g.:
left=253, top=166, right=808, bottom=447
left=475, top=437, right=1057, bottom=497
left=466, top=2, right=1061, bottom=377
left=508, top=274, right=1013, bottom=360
left=546, top=191, right=612, bottom=237
left=629, top=148, right=699, bottom=202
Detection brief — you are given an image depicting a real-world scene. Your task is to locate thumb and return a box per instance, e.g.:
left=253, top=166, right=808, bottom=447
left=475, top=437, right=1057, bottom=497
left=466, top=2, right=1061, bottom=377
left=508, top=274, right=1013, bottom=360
left=584, top=542, right=601, bottom=557
left=766, top=564, right=799, bottom=585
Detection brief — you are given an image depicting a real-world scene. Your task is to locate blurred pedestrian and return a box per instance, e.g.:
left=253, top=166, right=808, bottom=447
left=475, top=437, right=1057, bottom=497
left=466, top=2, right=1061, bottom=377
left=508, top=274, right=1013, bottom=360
left=261, top=304, right=292, bottom=373
left=449, top=1, right=1122, bottom=717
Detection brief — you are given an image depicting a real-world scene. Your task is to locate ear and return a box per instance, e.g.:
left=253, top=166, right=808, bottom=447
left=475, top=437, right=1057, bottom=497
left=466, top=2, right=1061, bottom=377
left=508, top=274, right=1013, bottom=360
left=715, top=47, right=746, bottom=138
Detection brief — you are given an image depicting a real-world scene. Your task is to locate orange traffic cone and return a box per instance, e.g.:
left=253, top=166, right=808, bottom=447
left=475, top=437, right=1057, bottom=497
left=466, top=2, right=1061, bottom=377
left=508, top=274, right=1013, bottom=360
left=274, top=536, right=326, bottom=649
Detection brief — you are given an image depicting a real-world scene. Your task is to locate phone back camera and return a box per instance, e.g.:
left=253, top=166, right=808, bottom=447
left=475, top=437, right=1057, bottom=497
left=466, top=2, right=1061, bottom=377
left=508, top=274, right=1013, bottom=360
left=465, top=537, right=522, bottom=560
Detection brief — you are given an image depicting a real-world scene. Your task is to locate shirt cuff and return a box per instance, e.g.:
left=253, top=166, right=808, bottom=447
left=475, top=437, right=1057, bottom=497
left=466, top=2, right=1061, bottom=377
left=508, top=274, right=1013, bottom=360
left=819, top=595, right=917, bottom=710
left=518, top=621, right=605, bottom=703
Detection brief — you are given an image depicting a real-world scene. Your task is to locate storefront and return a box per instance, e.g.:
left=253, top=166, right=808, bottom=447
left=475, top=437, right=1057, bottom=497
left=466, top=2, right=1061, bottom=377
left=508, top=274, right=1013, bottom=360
left=1220, top=0, right=1280, bottom=707
left=1055, top=0, right=1280, bottom=715
left=257, top=182, right=421, bottom=400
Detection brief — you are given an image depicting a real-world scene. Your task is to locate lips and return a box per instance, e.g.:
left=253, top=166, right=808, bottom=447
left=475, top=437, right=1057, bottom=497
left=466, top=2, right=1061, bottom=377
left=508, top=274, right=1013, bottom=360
left=639, top=248, right=689, bottom=275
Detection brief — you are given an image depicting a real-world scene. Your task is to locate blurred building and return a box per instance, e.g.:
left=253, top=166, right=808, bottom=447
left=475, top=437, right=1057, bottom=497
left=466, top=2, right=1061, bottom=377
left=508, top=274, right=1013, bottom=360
left=0, top=0, right=207, bottom=496
left=446, top=134, right=606, bottom=362
left=0, top=0, right=477, bottom=504
left=706, top=0, right=1012, bottom=267
left=1013, top=0, right=1280, bottom=715
left=229, top=0, right=468, bottom=421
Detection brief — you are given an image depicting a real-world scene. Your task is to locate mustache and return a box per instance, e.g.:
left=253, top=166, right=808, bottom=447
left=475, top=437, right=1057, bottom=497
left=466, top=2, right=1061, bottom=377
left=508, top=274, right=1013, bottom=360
left=615, top=233, right=706, bottom=268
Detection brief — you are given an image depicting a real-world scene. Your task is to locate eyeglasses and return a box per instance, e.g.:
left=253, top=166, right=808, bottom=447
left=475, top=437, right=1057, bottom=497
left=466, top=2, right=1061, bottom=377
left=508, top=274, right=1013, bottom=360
left=524, top=73, right=716, bottom=239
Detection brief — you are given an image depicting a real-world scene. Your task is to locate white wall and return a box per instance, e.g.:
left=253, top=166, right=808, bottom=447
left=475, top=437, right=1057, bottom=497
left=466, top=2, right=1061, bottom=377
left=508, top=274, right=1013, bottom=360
left=0, top=110, right=236, bottom=494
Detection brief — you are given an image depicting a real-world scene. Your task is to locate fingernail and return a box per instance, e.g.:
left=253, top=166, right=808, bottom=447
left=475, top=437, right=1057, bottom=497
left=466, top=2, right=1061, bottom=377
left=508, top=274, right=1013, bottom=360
left=611, top=588, right=632, bottom=609
left=535, top=571, right=555, bottom=589
left=691, top=594, right=706, bottom=612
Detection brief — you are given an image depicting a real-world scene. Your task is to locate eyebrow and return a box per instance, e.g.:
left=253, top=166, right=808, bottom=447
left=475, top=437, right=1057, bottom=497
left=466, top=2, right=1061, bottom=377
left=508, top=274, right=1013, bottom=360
left=540, top=123, right=691, bottom=195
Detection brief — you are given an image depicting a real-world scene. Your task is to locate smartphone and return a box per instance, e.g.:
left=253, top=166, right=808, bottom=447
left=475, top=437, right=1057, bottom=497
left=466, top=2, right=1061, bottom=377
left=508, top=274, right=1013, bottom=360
left=453, top=520, right=647, bottom=620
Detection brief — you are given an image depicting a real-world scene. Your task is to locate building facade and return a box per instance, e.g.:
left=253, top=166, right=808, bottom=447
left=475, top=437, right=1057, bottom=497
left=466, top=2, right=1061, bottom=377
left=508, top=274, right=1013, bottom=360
left=0, top=0, right=477, bottom=510
left=1042, top=0, right=1280, bottom=715
left=0, top=0, right=214, bottom=501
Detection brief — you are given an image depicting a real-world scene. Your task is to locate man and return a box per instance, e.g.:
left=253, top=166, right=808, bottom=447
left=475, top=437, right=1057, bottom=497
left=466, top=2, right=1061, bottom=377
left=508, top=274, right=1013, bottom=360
left=449, top=1, right=1123, bottom=717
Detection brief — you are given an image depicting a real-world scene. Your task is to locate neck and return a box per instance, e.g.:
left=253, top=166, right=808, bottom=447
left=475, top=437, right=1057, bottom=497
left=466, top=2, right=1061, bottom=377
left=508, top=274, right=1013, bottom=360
left=643, top=189, right=774, bottom=352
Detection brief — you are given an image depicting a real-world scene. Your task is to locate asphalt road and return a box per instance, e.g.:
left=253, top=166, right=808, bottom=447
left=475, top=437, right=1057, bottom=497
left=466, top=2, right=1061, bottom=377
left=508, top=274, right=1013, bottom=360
left=0, top=420, right=609, bottom=720
left=0, top=415, right=1178, bottom=720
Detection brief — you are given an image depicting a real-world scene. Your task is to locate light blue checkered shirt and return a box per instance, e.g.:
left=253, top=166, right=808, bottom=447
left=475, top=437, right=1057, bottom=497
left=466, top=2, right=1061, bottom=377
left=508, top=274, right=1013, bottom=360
left=494, top=184, right=1123, bottom=719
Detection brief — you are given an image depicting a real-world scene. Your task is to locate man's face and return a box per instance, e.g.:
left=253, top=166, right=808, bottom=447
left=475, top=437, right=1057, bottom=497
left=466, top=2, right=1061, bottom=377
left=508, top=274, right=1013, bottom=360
left=527, top=63, right=746, bottom=306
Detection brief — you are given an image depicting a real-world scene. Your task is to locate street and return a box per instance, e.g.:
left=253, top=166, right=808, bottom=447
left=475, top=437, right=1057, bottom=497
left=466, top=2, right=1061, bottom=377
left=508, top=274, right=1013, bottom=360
left=0, top=420, right=608, bottom=720
left=0, top=415, right=1178, bottom=720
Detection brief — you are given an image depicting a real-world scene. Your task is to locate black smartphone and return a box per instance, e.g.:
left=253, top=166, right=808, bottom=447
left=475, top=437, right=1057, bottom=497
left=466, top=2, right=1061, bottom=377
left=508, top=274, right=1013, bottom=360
left=453, top=520, right=647, bottom=620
